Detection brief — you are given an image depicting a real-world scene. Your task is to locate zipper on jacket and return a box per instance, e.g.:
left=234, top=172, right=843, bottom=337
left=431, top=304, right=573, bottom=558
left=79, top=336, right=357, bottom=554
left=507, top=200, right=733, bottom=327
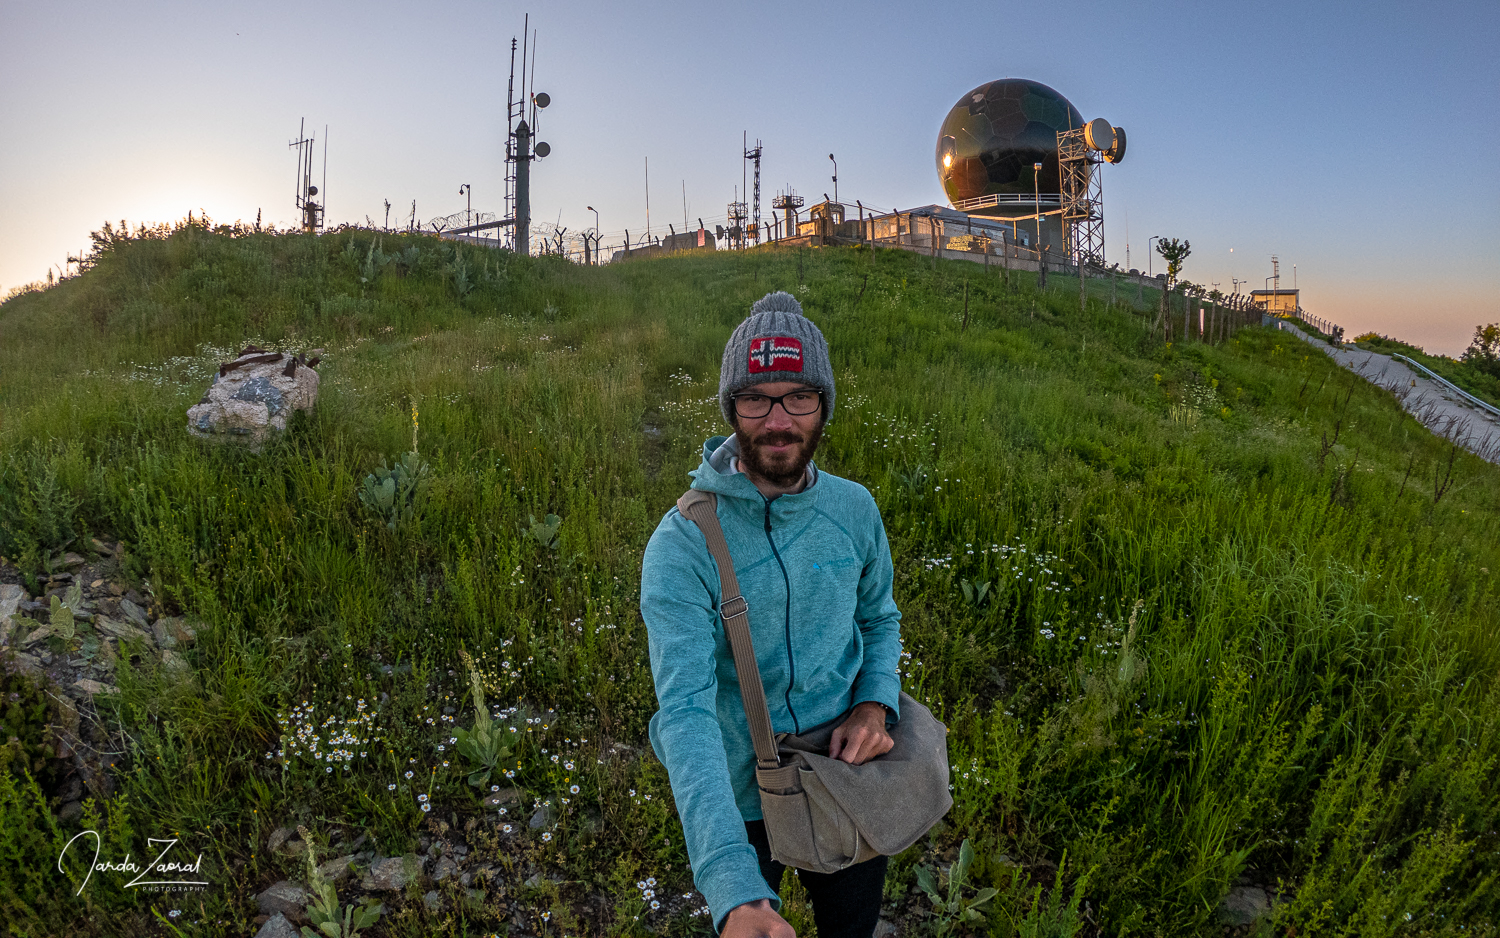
left=764, top=499, right=800, bottom=733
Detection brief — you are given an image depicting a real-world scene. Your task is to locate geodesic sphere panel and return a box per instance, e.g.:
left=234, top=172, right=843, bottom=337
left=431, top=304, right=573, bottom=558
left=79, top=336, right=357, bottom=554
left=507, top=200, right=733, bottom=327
left=936, top=79, right=1085, bottom=204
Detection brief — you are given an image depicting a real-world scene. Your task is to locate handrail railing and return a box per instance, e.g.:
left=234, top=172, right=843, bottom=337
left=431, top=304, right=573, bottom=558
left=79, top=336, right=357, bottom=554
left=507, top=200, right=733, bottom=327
left=952, top=193, right=1062, bottom=213
left=1390, top=354, right=1500, bottom=421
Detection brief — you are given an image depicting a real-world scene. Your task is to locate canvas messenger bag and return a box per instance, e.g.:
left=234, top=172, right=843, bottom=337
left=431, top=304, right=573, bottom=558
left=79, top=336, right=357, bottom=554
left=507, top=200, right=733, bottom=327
left=677, top=489, right=952, bottom=874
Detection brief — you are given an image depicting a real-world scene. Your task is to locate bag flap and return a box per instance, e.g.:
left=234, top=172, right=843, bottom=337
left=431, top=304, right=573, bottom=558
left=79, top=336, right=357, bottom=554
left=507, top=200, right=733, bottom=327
left=794, top=693, right=952, bottom=854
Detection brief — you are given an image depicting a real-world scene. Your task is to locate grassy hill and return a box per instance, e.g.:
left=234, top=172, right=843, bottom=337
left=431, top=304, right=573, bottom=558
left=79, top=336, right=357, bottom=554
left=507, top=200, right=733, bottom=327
left=2, top=220, right=1497, bottom=937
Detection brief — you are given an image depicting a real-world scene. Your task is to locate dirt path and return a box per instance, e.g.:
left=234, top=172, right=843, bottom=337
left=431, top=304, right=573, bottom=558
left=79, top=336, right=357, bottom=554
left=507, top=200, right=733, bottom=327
left=1273, top=321, right=1500, bottom=465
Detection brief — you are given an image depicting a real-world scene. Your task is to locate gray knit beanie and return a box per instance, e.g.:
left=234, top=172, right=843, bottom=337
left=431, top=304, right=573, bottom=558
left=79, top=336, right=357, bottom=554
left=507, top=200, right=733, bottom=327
left=718, top=291, right=835, bottom=425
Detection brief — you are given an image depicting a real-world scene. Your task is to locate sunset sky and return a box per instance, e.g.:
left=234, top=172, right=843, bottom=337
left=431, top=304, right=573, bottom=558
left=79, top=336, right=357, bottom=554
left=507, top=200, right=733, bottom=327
left=3, top=0, right=1496, bottom=355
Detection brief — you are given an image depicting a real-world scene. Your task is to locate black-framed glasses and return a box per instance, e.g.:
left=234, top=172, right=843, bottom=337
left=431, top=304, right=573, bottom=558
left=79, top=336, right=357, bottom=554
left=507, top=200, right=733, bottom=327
left=732, top=389, right=823, bottom=419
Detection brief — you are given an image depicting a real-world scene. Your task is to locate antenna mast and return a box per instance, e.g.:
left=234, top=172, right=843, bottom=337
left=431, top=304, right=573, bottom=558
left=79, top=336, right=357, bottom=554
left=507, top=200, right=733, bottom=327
left=501, top=16, right=549, bottom=255
left=289, top=118, right=325, bottom=233
left=744, top=135, right=762, bottom=246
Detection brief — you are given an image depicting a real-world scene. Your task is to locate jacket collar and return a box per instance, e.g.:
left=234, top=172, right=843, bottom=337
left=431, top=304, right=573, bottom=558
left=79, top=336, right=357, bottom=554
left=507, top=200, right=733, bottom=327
left=689, top=436, right=821, bottom=520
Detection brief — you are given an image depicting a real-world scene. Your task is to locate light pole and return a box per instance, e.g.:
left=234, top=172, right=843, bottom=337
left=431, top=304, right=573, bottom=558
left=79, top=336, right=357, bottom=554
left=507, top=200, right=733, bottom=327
left=1032, top=162, right=1043, bottom=251
left=1148, top=235, right=1160, bottom=277
left=459, top=184, right=472, bottom=229
left=829, top=154, right=838, bottom=205
left=586, top=206, right=600, bottom=264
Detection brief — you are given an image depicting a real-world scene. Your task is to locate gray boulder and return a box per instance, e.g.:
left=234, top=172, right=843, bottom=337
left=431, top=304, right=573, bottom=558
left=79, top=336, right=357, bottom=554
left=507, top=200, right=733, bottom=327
left=0, top=583, right=27, bottom=621
left=253, top=913, right=299, bottom=938
left=256, top=880, right=309, bottom=924
left=432, top=855, right=459, bottom=882
left=361, top=854, right=424, bottom=891
left=187, top=346, right=321, bottom=447
left=1217, top=885, right=1271, bottom=925
left=316, top=853, right=359, bottom=884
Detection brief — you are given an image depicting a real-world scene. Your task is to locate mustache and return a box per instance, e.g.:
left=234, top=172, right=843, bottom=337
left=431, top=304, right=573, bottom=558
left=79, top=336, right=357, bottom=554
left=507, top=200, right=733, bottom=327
left=751, top=430, right=805, bottom=447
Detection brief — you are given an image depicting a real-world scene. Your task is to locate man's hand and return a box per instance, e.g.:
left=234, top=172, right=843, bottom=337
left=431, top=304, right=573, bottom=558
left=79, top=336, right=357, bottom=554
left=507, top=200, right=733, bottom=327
left=722, top=899, right=795, bottom=938
left=828, top=701, right=894, bottom=765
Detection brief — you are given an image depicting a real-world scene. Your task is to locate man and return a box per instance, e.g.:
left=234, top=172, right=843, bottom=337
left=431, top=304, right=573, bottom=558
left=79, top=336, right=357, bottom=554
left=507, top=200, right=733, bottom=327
left=642, top=291, right=904, bottom=937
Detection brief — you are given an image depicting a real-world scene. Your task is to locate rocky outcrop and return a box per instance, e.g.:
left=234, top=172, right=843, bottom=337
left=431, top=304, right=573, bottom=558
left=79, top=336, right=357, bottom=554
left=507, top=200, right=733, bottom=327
left=186, top=345, right=322, bottom=447
left=0, top=538, right=204, bottom=816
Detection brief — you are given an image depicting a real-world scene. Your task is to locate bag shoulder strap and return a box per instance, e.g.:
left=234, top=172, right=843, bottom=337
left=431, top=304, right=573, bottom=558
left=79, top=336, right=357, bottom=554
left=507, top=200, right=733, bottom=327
left=676, top=489, right=780, bottom=770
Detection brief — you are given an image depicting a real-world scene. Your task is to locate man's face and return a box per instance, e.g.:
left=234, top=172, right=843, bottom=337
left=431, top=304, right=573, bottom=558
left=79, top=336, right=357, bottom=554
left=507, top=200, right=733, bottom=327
left=731, top=381, right=826, bottom=489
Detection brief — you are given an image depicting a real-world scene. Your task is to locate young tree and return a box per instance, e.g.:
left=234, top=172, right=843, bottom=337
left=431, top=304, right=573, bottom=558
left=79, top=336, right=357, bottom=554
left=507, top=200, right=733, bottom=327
left=1156, top=238, right=1191, bottom=289
left=1153, top=238, right=1191, bottom=339
left=1461, top=322, right=1500, bottom=378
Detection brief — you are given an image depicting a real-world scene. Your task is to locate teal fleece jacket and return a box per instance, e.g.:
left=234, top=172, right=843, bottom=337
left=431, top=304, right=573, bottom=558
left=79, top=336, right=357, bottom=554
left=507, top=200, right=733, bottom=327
left=642, top=436, right=904, bottom=929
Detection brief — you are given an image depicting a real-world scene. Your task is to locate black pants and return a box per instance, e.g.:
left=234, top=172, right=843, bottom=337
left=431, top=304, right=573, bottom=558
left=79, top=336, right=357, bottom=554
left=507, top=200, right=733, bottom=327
left=745, top=820, right=888, bottom=938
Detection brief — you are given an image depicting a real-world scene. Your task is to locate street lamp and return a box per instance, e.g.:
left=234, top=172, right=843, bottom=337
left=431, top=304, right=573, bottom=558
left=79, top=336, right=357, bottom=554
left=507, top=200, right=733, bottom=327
left=1148, top=235, right=1160, bottom=277
left=586, top=206, right=600, bottom=264
left=459, top=183, right=472, bottom=229
left=829, top=154, right=838, bottom=205
left=1032, top=162, right=1043, bottom=251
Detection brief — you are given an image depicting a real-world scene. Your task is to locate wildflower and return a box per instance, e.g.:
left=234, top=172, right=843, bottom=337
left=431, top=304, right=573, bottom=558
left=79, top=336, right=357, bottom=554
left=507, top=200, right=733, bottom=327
left=418, top=793, right=429, bottom=802
left=388, top=784, right=397, bottom=791
left=421, top=804, right=431, bottom=813
left=503, top=824, right=513, bottom=833
left=405, top=770, right=414, bottom=779
left=542, top=832, right=552, bottom=842
left=491, top=785, right=500, bottom=792
left=569, top=785, right=579, bottom=794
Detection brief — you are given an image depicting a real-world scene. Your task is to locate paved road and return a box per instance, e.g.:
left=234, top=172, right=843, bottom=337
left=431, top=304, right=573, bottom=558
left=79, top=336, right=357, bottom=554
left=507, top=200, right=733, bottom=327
left=1273, top=321, right=1500, bottom=465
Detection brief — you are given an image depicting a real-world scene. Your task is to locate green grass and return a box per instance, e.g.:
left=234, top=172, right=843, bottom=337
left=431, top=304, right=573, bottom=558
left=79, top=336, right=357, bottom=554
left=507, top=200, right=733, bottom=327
left=1, top=220, right=1498, bottom=937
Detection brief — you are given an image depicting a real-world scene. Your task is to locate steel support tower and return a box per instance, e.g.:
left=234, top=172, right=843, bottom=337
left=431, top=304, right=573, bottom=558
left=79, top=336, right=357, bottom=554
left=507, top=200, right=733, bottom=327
left=1058, top=127, right=1104, bottom=267
left=771, top=190, right=803, bottom=242
left=744, top=137, right=762, bottom=245
left=726, top=200, right=748, bottom=250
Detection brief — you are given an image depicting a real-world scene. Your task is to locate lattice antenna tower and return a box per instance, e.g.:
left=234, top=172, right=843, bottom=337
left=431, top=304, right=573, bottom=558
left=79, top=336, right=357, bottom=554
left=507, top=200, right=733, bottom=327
left=1059, top=118, right=1124, bottom=267
left=744, top=135, right=763, bottom=245
left=289, top=118, right=328, bottom=233
left=503, top=35, right=520, bottom=249
left=727, top=185, right=748, bottom=251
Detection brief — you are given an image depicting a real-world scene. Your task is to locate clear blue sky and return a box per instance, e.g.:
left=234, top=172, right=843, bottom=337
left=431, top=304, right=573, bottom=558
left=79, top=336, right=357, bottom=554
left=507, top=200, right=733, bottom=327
left=3, top=0, right=1496, bottom=354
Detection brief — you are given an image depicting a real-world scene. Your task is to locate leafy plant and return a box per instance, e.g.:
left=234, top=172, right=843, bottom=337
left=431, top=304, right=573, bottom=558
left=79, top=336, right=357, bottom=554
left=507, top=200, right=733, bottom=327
left=915, top=839, right=998, bottom=937
left=449, top=251, right=473, bottom=297
left=355, top=452, right=430, bottom=531
left=959, top=579, right=991, bottom=607
left=453, top=649, right=516, bottom=788
left=1008, top=853, right=1091, bottom=938
left=526, top=513, right=562, bottom=551
left=49, top=583, right=81, bottom=644
left=300, top=831, right=383, bottom=938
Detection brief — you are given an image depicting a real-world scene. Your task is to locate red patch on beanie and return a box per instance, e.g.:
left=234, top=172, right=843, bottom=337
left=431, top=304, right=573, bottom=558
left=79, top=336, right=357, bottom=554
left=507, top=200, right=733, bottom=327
left=747, top=337, right=803, bottom=374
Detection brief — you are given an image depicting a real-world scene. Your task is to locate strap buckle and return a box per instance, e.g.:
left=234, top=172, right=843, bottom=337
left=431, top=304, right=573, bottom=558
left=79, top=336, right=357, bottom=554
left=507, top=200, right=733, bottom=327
left=719, top=595, right=749, bottom=624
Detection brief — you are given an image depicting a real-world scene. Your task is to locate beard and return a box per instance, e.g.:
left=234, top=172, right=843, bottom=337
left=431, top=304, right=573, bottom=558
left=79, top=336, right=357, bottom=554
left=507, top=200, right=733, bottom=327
left=735, top=420, right=825, bottom=490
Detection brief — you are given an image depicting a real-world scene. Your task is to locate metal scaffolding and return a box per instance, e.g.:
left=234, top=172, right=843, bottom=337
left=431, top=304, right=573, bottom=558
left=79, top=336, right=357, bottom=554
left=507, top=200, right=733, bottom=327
left=1057, top=127, right=1104, bottom=267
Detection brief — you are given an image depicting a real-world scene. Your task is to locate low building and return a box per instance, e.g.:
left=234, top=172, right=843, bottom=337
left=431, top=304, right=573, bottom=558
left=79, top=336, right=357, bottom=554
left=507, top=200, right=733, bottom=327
left=1249, top=289, right=1300, bottom=314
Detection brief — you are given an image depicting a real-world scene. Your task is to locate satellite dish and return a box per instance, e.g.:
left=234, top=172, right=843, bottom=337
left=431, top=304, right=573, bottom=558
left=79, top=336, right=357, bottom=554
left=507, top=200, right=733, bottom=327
left=533, top=141, right=551, bottom=158
left=533, top=92, right=551, bottom=109
left=1084, top=118, right=1115, bottom=152
left=307, top=185, right=318, bottom=196
left=1104, top=126, right=1127, bottom=164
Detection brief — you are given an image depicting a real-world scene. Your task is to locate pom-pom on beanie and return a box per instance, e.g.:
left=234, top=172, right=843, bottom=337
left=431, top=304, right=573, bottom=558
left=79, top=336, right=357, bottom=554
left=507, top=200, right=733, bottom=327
left=718, top=291, right=835, bottom=426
